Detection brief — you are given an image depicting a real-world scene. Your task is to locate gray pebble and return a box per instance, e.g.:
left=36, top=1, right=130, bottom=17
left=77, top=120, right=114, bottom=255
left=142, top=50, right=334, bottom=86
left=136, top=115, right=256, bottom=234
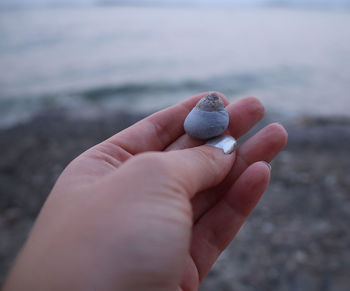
left=184, top=93, right=229, bottom=140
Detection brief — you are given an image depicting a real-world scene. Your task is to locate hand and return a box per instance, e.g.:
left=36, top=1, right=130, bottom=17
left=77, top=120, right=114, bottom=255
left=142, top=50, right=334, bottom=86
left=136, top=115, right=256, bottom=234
left=4, top=92, right=287, bottom=291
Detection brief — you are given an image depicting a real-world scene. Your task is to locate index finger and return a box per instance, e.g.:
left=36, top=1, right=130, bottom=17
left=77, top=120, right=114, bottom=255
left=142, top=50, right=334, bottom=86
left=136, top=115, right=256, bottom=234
left=106, top=92, right=229, bottom=154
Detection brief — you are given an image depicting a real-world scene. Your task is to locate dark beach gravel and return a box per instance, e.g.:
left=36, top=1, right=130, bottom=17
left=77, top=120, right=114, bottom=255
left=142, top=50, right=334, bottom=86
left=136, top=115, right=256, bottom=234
left=0, top=110, right=349, bottom=290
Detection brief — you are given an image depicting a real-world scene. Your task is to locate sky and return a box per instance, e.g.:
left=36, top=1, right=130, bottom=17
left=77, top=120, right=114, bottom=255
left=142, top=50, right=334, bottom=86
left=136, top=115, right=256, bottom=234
left=0, top=0, right=349, bottom=9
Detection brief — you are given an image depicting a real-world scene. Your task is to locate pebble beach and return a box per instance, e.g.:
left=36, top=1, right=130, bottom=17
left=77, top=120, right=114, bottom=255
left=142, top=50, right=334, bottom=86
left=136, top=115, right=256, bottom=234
left=0, top=109, right=349, bottom=290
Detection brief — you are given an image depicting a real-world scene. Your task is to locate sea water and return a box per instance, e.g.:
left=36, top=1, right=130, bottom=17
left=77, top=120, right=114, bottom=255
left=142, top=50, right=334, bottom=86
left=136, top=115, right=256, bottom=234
left=0, top=6, right=349, bottom=126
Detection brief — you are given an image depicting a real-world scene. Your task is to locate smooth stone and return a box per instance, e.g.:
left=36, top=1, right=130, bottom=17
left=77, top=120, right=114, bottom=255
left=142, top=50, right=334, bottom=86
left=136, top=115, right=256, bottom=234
left=184, top=93, right=229, bottom=140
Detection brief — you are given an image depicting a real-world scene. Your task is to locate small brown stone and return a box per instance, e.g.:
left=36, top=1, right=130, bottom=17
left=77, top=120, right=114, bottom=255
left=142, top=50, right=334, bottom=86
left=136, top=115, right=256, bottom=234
left=196, top=93, right=225, bottom=112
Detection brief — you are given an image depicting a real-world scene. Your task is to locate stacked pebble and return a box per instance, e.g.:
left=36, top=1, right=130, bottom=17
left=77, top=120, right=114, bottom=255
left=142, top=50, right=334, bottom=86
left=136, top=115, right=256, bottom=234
left=184, top=93, right=229, bottom=140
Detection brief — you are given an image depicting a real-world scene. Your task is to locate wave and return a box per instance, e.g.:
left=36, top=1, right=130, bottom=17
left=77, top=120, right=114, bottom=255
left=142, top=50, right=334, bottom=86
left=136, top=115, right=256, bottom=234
left=78, top=67, right=304, bottom=102
left=79, top=73, right=268, bottom=101
left=0, top=67, right=305, bottom=127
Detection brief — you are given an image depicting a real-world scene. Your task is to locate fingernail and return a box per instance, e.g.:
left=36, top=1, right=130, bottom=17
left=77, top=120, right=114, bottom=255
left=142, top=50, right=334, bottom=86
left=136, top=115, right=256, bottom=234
left=261, top=161, right=272, bottom=171
left=206, top=135, right=237, bottom=155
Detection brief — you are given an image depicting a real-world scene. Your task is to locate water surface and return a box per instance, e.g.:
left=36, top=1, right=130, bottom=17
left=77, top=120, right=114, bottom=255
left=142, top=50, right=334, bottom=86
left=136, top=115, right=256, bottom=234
left=0, top=6, right=349, bottom=126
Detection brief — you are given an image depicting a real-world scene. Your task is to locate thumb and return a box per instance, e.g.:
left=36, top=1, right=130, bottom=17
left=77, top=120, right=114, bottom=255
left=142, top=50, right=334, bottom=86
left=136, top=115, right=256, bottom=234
left=115, top=135, right=237, bottom=198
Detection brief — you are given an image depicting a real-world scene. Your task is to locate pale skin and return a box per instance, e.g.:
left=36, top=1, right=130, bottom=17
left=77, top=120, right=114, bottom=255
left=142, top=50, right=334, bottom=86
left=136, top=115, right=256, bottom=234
left=3, top=92, right=287, bottom=291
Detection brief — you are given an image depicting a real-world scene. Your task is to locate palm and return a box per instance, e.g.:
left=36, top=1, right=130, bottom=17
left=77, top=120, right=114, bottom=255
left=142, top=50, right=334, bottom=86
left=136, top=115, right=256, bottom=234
left=55, top=92, right=286, bottom=291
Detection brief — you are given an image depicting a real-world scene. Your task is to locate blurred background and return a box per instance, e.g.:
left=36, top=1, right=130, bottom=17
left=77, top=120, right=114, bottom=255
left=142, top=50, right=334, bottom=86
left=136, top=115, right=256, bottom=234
left=0, top=0, right=349, bottom=290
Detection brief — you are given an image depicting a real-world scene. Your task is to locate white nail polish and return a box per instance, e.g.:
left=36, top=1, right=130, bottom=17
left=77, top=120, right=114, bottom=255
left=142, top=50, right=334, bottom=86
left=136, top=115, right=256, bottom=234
left=262, top=161, right=272, bottom=171
left=206, top=135, right=237, bottom=155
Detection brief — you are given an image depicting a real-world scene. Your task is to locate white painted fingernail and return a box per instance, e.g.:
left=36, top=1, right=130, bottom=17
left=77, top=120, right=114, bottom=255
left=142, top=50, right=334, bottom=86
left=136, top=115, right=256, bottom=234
left=261, top=161, right=272, bottom=171
left=206, top=135, right=237, bottom=155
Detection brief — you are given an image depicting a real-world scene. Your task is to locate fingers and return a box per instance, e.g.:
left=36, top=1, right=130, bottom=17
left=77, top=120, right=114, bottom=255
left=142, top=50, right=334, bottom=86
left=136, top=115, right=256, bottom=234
left=102, top=91, right=228, bottom=155
left=61, top=92, right=229, bottom=182
left=192, top=122, right=287, bottom=222
left=165, top=96, right=265, bottom=151
left=105, top=141, right=236, bottom=200
left=233, top=122, right=288, bottom=180
left=190, top=162, right=271, bottom=281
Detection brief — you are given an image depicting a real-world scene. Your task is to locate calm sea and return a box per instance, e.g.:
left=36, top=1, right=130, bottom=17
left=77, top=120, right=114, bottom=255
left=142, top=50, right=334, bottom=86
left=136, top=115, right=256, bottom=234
left=0, top=6, right=349, bottom=126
